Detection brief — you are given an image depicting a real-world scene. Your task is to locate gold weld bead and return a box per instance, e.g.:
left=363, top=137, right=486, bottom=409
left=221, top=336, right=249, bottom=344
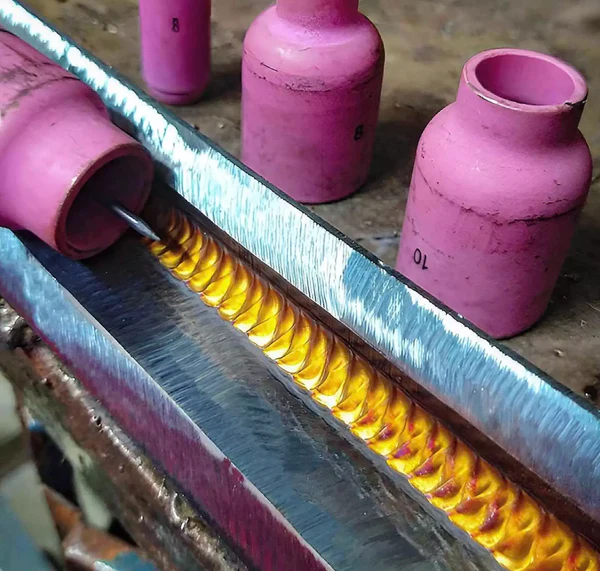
left=148, top=211, right=600, bottom=571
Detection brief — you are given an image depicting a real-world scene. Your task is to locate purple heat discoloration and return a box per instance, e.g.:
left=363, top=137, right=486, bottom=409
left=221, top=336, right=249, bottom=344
left=75, top=363, right=330, bottom=571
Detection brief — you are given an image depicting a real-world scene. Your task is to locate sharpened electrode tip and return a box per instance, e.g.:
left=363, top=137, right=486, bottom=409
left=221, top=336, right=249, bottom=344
left=108, top=202, right=160, bottom=242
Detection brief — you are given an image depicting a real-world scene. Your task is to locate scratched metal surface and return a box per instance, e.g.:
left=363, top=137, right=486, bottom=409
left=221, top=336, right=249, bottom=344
left=0, top=0, right=599, bottom=526
left=0, top=227, right=501, bottom=571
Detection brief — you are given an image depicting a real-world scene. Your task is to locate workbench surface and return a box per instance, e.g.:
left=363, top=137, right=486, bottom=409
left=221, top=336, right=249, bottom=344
left=24, top=0, right=600, bottom=400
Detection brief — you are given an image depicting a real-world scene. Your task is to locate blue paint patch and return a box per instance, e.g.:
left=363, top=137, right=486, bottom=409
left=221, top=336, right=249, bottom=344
left=97, top=552, right=158, bottom=571
left=0, top=496, right=53, bottom=571
left=27, top=419, right=46, bottom=432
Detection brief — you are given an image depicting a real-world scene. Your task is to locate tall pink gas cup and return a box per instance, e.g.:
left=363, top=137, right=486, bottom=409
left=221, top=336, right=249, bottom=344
left=139, top=0, right=211, bottom=105
left=242, top=0, right=384, bottom=204
left=397, top=49, right=593, bottom=338
left=0, top=32, right=153, bottom=259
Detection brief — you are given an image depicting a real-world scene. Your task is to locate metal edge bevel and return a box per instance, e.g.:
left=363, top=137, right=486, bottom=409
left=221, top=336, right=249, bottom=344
left=0, top=0, right=599, bottom=522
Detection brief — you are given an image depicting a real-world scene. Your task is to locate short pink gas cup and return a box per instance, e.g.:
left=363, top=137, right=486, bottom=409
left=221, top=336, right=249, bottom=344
left=139, top=0, right=211, bottom=105
left=0, top=32, right=153, bottom=259
left=242, top=0, right=384, bottom=204
left=397, top=48, right=592, bottom=339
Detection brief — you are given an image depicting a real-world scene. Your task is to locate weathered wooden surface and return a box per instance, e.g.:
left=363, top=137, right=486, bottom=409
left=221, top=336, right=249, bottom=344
left=22, top=0, right=600, bottom=398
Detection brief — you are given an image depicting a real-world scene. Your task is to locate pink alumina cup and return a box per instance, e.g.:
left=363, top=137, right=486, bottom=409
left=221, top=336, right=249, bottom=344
left=397, top=48, right=592, bottom=338
left=241, top=0, right=384, bottom=204
left=139, top=0, right=211, bottom=105
left=0, top=32, right=154, bottom=259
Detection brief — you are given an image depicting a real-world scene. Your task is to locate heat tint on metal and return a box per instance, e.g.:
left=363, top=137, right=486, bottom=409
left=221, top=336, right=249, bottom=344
left=0, top=0, right=598, bottom=561
left=1, top=1, right=599, bottom=528
left=0, top=330, right=243, bottom=571
left=148, top=209, right=600, bottom=570
left=0, top=233, right=504, bottom=570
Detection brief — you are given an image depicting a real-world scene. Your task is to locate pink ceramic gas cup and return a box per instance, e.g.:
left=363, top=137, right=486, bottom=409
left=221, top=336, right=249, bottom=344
left=397, top=48, right=592, bottom=338
left=139, top=0, right=211, bottom=105
left=242, top=0, right=384, bottom=204
left=0, top=32, right=154, bottom=259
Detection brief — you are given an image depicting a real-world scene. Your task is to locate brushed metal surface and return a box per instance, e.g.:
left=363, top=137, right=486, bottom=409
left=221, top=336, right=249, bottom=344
left=0, top=0, right=598, bottom=539
left=0, top=228, right=501, bottom=570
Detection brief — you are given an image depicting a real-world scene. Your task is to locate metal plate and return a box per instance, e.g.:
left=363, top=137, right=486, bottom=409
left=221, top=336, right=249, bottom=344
left=0, top=1, right=597, bottom=527
left=0, top=226, right=502, bottom=570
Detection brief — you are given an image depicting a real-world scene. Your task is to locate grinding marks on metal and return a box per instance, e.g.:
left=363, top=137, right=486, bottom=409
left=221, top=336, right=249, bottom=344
left=1, top=1, right=599, bottom=527
left=1, top=232, right=506, bottom=571
left=148, top=208, right=600, bottom=571
left=0, top=0, right=599, bottom=566
left=2, top=0, right=600, bottom=524
left=0, top=329, right=244, bottom=571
